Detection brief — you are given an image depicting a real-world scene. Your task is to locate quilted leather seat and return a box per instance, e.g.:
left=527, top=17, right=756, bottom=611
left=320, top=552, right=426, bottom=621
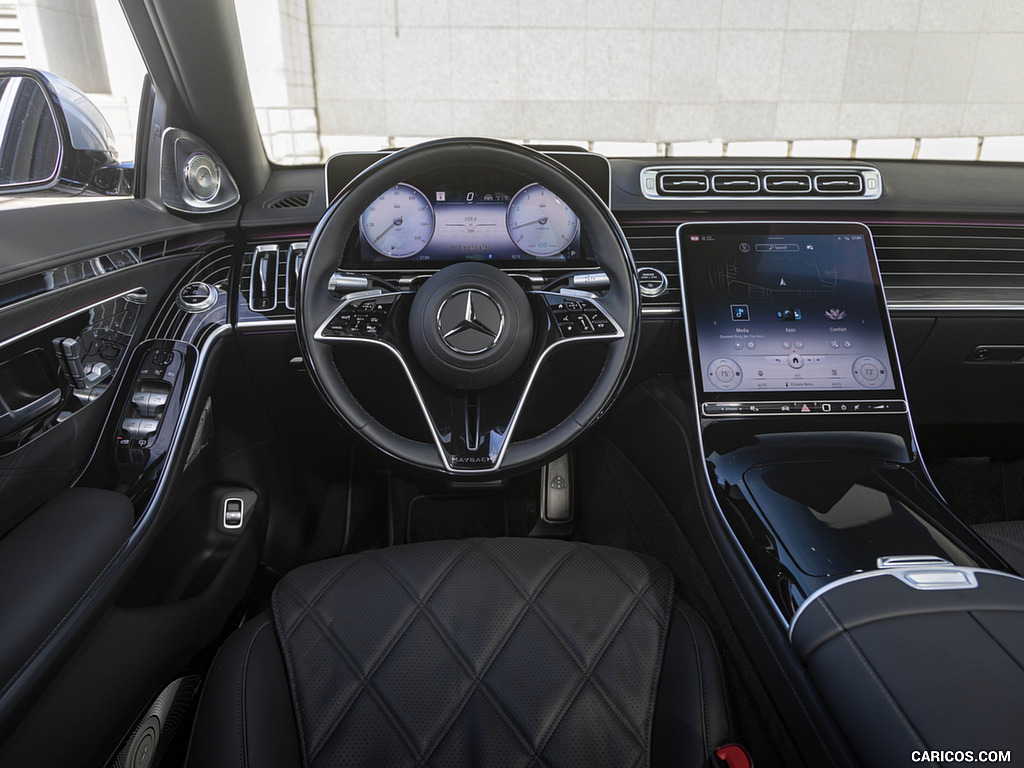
left=185, top=538, right=730, bottom=767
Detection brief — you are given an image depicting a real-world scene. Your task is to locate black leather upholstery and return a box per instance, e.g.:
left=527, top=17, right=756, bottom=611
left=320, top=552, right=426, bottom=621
left=0, top=487, right=132, bottom=699
left=185, top=615, right=301, bottom=768
left=975, top=520, right=1024, bottom=575
left=791, top=569, right=1024, bottom=767
left=186, top=538, right=729, bottom=768
left=652, top=599, right=731, bottom=766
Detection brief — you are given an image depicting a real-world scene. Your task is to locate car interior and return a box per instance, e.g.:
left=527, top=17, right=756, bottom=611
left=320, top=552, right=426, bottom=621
left=1, top=1, right=1023, bottom=767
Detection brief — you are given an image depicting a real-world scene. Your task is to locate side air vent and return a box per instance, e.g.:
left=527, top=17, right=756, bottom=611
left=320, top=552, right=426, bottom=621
left=265, top=191, right=312, bottom=210
left=284, top=242, right=308, bottom=310
left=871, top=222, right=1024, bottom=310
left=240, top=241, right=311, bottom=320
left=618, top=221, right=683, bottom=316
left=249, top=245, right=279, bottom=311
left=641, top=165, right=882, bottom=200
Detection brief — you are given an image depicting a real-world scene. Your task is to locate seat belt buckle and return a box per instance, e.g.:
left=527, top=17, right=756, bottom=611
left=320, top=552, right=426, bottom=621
left=715, top=743, right=753, bottom=768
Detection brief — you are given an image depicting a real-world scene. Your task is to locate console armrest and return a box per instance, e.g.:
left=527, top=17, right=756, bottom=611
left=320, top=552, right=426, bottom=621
left=790, top=568, right=1024, bottom=766
left=0, top=488, right=133, bottom=696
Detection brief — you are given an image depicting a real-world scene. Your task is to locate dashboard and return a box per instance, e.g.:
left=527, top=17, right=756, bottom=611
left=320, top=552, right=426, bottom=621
left=238, top=148, right=1024, bottom=432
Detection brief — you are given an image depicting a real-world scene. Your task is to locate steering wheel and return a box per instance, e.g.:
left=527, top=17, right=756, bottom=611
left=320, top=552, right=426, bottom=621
left=297, top=138, right=639, bottom=476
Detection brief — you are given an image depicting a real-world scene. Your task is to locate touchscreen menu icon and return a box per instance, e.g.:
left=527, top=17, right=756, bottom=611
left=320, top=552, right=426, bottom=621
left=731, top=304, right=750, bottom=321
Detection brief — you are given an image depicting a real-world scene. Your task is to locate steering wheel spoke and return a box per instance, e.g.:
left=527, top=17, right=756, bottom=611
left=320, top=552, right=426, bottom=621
left=314, top=289, right=408, bottom=344
left=414, top=381, right=521, bottom=470
left=534, top=291, right=624, bottom=344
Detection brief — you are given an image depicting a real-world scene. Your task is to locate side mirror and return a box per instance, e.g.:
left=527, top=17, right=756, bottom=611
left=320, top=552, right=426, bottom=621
left=0, top=68, right=126, bottom=195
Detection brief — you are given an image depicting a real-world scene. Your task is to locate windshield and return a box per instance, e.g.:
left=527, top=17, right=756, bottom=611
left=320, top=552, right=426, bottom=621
left=234, top=0, right=1024, bottom=164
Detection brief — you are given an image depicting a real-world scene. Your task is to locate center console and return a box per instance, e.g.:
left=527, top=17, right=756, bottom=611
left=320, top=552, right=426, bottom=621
left=677, top=222, right=1006, bottom=619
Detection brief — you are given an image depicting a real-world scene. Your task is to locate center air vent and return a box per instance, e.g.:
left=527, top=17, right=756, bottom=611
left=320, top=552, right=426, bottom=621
left=814, top=174, right=863, bottom=194
left=765, top=174, right=811, bottom=193
left=642, top=166, right=882, bottom=200
left=712, top=174, right=759, bottom=193
left=658, top=174, right=709, bottom=194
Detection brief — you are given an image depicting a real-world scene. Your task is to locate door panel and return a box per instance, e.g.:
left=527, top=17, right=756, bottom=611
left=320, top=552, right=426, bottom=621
left=0, top=193, right=239, bottom=744
left=0, top=250, right=202, bottom=536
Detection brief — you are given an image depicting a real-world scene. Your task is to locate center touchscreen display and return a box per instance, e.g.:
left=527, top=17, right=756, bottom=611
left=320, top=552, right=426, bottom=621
left=678, top=222, right=900, bottom=400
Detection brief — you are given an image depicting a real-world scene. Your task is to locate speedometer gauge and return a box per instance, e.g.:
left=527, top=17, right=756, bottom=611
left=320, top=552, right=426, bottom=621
left=506, top=184, right=580, bottom=258
left=359, top=183, right=435, bottom=258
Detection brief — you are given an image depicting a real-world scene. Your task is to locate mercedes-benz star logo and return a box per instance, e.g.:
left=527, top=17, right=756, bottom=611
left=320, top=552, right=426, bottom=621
left=437, top=289, right=505, bottom=355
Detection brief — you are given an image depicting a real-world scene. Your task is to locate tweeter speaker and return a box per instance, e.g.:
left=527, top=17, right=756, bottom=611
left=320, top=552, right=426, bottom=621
left=183, top=151, right=221, bottom=202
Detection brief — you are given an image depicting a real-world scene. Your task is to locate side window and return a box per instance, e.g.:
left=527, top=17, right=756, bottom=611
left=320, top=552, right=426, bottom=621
left=0, top=2, right=146, bottom=198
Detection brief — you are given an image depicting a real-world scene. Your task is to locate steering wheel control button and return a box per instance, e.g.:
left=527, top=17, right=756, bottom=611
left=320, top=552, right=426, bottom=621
left=438, top=289, right=505, bottom=355
left=324, top=295, right=397, bottom=339
left=708, top=358, right=743, bottom=390
left=175, top=281, right=217, bottom=313
left=852, top=355, right=888, bottom=387
left=545, top=295, right=614, bottom=340
left=637, top=267, right=668, bottom=298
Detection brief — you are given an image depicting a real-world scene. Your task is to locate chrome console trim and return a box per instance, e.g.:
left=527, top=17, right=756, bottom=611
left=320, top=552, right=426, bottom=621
left=0, top=287, right=146, bottom=351
left=641, top=165, right=883, bottom=201
left=786, top=567, right=1024, bottom=641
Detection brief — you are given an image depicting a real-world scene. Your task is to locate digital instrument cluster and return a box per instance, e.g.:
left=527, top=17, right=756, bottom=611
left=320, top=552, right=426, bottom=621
left=354, top=182, right=586, bottom=267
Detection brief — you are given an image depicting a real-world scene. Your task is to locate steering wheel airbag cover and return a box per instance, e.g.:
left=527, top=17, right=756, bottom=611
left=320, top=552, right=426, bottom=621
left=409, top=262, right=533, bottom=390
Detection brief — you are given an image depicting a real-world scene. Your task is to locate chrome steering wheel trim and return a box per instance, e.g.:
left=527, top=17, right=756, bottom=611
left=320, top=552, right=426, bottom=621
left=313, top=289, right=624, bottom=473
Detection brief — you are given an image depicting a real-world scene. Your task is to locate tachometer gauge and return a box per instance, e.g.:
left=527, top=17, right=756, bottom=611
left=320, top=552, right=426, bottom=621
left=359, top=183, right=435, bottom=258
left=506, top=184, right=580, bottom=258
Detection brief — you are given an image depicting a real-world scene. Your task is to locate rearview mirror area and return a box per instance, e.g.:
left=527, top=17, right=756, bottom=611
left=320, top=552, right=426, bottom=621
left=0, top=68, right=128, bottom=196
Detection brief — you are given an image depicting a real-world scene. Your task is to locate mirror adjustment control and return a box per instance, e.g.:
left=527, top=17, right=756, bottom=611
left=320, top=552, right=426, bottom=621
left=137, top=349, right=181, bottom=381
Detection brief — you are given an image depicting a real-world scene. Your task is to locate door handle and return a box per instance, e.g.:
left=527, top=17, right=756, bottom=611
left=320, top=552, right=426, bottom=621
left=0, top=388, right=61, bottom=438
